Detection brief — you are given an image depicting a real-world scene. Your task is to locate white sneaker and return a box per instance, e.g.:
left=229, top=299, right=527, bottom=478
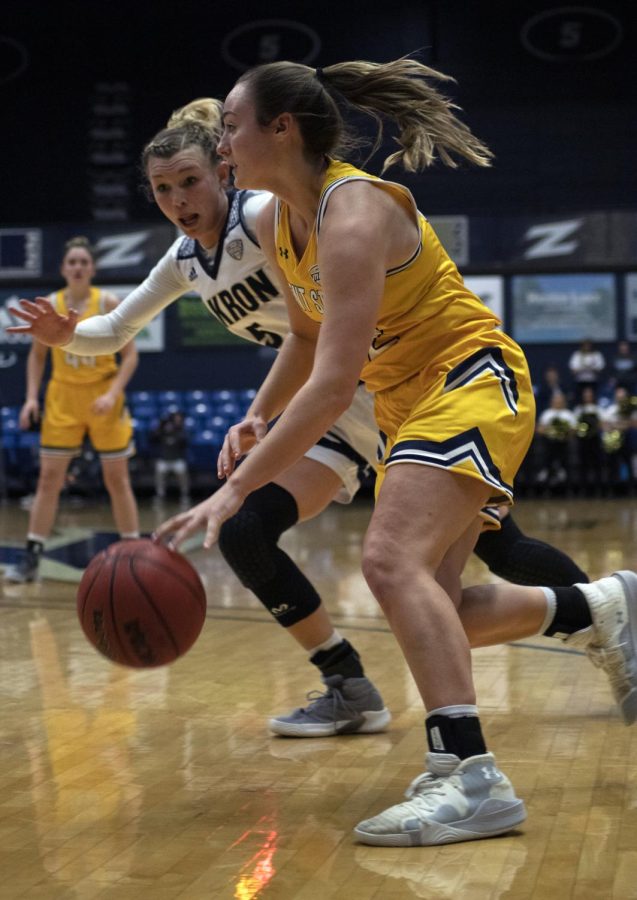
left=354, top=752, right=526, bottom=847
left=4, top=557, right=39, bottom=583
left=566, top=571, right=637, bottom=724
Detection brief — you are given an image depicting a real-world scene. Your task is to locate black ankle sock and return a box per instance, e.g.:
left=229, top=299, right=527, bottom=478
left=425, top=715, right=487, bottom=760
left=311, top=639, right=365, bottom=679
left=25, top=539, right=44, bottom=565
left=543, top=586, right=593, bottom=637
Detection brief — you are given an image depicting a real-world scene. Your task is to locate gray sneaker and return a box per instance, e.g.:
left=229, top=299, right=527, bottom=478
left=354, top=751, right=526, bottom=847
left=4, top=557, right=39, bottom=583
left=268, top=674, right=391, bottom=737
left=566, top=570, right=637, bottom=724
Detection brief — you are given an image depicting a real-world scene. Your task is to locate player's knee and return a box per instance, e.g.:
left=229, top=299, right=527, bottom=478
left=218, top=483, right=299, bottom=590
left=474, top=513, right=522, bottom=575
left=361, top=544, right=399, bottom=608
left=37, top=465, right=68, bottom=493
left=102, top=462, right=132, bottom=493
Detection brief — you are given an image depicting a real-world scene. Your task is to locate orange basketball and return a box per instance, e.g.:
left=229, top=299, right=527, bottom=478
left=77, top=539, right=206, bottom=667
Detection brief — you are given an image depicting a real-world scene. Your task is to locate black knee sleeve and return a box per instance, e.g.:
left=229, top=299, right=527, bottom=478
left=474, top=514, right=589, bottom=586
left=218, top=483, right=323, bottom=627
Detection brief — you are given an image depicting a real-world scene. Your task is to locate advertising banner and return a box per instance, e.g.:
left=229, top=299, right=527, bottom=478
left=0, top=224, right=176, bottom=283
left=625, top=274, right=637, bottom=341
left=511, top=273, right=616, bottom=343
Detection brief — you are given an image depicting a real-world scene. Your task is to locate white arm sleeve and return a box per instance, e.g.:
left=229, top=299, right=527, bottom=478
left=64, top=248, right=189, bottom=355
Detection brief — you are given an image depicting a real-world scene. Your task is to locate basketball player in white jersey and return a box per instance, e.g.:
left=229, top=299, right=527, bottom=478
left=8, top=101, right=390, bottom=739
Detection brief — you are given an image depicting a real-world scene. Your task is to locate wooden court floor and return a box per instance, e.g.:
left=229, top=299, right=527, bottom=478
left=2, top=495, right=637, bottom=900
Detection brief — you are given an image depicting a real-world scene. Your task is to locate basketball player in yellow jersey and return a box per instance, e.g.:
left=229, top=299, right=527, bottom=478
left=4, top=237, right=139, bottom=582
left=275, top=156, right=533, bottom=509
left=156, top=59, right=637, bottom=846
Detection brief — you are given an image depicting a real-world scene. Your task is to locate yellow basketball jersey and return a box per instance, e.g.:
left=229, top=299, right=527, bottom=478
left=275, top=159, right=502, bottom=393
left=50, top=288, right=118, bottom=384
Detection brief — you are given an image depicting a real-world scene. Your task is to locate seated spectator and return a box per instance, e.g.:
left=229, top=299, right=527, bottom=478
left=601, top=386, right=637, bottom=493
left=534, top=364, right=570, bottom=414
left=568, top=338, right=606, bottom=402
left=596, top=374, right=619, bottom=409
left=573, top=386, right=604, bottom=495
left=535, top=392, right=577, bottom=489
left=150, top=411, right=190, bottom=505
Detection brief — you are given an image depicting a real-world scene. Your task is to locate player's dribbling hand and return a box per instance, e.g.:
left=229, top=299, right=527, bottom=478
left=217, top=414, right=267, bottom=478
left=153, top=481, right=246, bottom=550
left=5, top=297, right=78, bottom=345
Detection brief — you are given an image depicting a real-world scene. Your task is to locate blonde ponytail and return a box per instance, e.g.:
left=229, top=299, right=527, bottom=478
left=167, top=98, right=223, bottom=139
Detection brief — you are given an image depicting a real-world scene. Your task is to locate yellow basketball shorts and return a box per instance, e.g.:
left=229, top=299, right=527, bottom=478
left=40, top=378, right=135, bottom=460
left=373, top=338, right=536, bottom=512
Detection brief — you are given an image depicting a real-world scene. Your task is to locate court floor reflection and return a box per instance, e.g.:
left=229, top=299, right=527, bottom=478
left=1, top=496, right=637, bottom=897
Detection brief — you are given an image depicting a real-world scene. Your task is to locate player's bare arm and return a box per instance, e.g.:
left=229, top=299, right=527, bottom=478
left=156, top=185, right=390, bottom=551
left=217, top=197, right=319, bottom=477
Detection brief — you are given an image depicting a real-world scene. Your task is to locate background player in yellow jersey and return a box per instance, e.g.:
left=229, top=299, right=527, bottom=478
left=153, top=58, right=637, bottom=846
left=4, top=236, right=139, bottom=582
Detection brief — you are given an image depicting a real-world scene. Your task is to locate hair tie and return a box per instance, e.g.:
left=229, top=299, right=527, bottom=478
left=315, top=67, right=325, bottom=83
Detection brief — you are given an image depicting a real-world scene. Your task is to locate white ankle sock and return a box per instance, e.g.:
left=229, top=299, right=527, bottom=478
left=307, top=630, right=343, bottom=658
left=427, top=704, right=479, bottom=719
left=539, top=587, right=557, bottom=634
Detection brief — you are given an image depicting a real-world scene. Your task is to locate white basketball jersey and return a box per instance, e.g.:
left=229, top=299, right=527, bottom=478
left=66, top=189, right=381, bottom=493
left=172, top=190, right=289, bottom=349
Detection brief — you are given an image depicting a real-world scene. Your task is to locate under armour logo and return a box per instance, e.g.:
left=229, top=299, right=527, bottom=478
left=278, top=247, right=289, bottom=259
left=481, top=765, right=501, bottom=781
left=188, top=267, right=197, bottom=281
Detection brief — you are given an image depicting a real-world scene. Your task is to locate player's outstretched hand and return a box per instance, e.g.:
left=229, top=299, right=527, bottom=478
left=5, top=297, right=78, bottom=345
left=217, top=414, right=267, bottom=478
left=153, top=481, right=246, bottom=551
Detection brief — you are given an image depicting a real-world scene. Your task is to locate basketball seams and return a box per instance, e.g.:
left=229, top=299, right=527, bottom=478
left=109, top=553, right=137, bottom=666
left=127, top=556, right=181, bottom=657
left=115, top=550, right=206, bottom=613
left=76, top=551, right=107, bottom=623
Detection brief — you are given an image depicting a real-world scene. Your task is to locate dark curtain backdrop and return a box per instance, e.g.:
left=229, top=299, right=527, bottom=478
left=1, top=0, right=633, bottom=222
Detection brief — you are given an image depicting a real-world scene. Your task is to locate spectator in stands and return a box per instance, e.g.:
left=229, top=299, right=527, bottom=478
left=535, top=392, right=577, bottom=489
left=573, top=386, right=604, bottom=495
left=601, top=386, right=637, bottom=494
left=535, top=363, right=570, bottom=414
left=151, top=411, right=190, bottom=505
left=610, top=340, right=637, bottom=393
left=568, top=338, right=606, bottom=402
left=3, top=237, right=139, bottom=583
